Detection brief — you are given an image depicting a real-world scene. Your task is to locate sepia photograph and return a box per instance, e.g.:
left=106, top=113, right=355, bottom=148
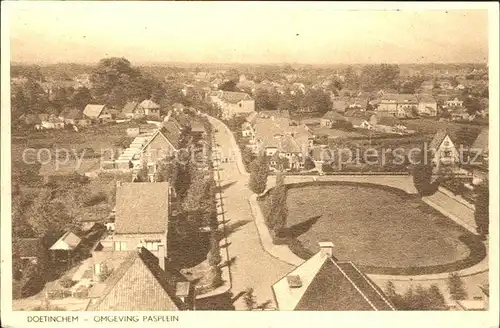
left=1, top=1, right=498, bottom=327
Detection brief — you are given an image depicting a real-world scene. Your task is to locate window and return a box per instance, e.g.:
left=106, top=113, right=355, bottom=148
left=443, top=140, right=450, bottom=147
left=145, top=240, right=161, bottom=251
left=444, top=150, right=452, bottom=157
left=94, top=263, right=101, bottom=275
left=239, top=103, right=242, bottom=107
left=114, top=241, right=127, bottom=251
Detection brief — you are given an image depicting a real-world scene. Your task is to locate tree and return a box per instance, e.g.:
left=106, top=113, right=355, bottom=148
left=243, top=288, right=257, bottom=310
left=463, top=96, right=481, bottom=116
left=26, top=189, right=78, bottom=237
left=301, top=89, right=331, bottom=114
left=474, top=182, right=489, bottom=237
left=71, top=87, right=93, bottom=110
left=447, top=272, right=468, bottom=300
left=411, top=147, right=435, bottom=196
left=268, top=172, right=288, bottom=236
left=218, top=80, right=239, bottom=92
left=207, top=230, right=221, bottom=267
left=248, top=154, right=269, bottom=194
left=387, top=283, right=447, bottom=310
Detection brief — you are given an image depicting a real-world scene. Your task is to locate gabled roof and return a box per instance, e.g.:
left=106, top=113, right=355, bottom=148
left=416, top=94, right=437, bottom=103
left=219, top=91, right=252, bottom=104
left=322, top=111, right=346, bottom=121
left=122, top=101, right=139, bottom=114
left=87, top=248, right=188, bottom=311
left=471, top=128, right=488, bottom=152
left=272, top=252, right=395, bottom=311
left=115, top=182, right=170, bottom=234
left=49, top=232, right=81, bottom=250
left=380, top=93, right=418, bottom=104
left=60, top=108, right=84, bottom=120
left=83, top=104, right=106, bottom=118
left=429, top=129, right=450, bottom=150
left=139, top=99, right=160, bottom=109
left=260, top=110, right=290, bottom=119
left=161, top=121, right=183, bottom=150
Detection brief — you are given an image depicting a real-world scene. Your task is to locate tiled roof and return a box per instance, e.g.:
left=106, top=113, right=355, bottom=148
left=49, top=232, right=81, bottom=250
left=471, top=128, right=488, bottom=152
left=259, top=110, right=290, bottom=119
left=115, top=182, right=169, bottom=234
left=380, top=93, right=418, bottom=104
left=87, top=248, right=188, bottom=311
left=416, top=94, right=437, bottom=103
left=139, top=99, right=160, bottom=109
left=219, top=91, right=252, bottom=104
left=161, top=121, right=183, bottom=150
left=83, top=104, right=106, bottom=118
left=429, top=129, right=449, bottom=150
left=60, top=108, right=84, bottom=120
left=322, top=111, right=346, bottom=121
left=272, top=252, right=395, bottom=311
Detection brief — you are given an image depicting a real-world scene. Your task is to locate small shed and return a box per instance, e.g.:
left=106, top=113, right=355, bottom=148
left=49, top=231, right=82, bottom=266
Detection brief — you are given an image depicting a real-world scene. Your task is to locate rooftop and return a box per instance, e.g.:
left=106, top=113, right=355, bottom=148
left=272, top=246, right=395, bottom=311
left=115, top=182, right=170, bottom=235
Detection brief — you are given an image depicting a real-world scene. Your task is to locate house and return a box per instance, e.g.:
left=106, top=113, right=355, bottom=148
left=376, top=94, right=418, bottom=117
left=49, top=231, right=82, bottom=265
left=320, top=111, right=347, bottom=127
left=449, top=107, right=471, bottom=121
left=344, top=111, right=378, bottom=127
left=87, top=247, right=193, bottom=311
left=209, top=91, right=255, bottom=119
left=190, top=120, right=206, bottom=141
left=104, top=182, right=170, bottom=259
left=272, top=242, right=395, bottom=310
left=41, top=114, right=65, bottom=130
left=445, top=97, right=464, bottom=108
left=469, top=128, right=488, bottom=185
left=429, top=130, right=460, bottom=168
left=84, top=104, right=112, bottom=122
left=416, top=94, right=438, bottom=116
left=252, top=117, right=310, bottom=170
left=138, top=128, right=181, bottom=178
left=121, top=101, right=140, bottom=119
left=59, top=108, right=91, bottom=127
left=138, top=99, right=161, bottom=119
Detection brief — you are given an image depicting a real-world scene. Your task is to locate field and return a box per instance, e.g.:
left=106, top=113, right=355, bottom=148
left=260, top=183, right=484, bottom=273
left=402, top=118, right=484, bottom=137
left=311, top=126, right=365, bottom=139
left=11, top=122, right=157, bottom=177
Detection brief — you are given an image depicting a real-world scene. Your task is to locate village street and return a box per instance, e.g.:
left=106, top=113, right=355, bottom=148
left=209, top=117, right=293, bottom=310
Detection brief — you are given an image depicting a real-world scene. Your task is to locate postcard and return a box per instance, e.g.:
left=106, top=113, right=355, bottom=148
left=1, top=2, right=498, bottom=328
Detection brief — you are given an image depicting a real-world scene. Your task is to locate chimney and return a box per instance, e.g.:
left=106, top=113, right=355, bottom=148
left=286, top=275, right=302, bottom=289
left=175, top=282, right=190, bottom=303
left=158, top=244, right=166, bottom=271
left=318, top=241, right=334, bottom=258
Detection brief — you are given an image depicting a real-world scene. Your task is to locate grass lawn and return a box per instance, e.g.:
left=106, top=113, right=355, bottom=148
left=260, top=183, right=478, bottom=270
left=311, top=126, right=365, bottom=139
left=402, top=118, right=483, bottom=137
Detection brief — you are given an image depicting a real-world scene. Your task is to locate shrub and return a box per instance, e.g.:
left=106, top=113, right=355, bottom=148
left=59, top=277, right=76, bottom=289
left=248, top=154, right=269, bottom=194
left=447, top=272, right=468, bottom=300
left=83, top=191, right=107, bottom=207
left=99, top=264, right=114, bottom=282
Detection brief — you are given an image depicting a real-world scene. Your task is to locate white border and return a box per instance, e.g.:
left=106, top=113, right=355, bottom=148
left=1, top=2, right=499, bottom=328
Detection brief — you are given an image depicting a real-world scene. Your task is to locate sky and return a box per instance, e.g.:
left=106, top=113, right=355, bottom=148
left=6, top=2, right=490, bottom=65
